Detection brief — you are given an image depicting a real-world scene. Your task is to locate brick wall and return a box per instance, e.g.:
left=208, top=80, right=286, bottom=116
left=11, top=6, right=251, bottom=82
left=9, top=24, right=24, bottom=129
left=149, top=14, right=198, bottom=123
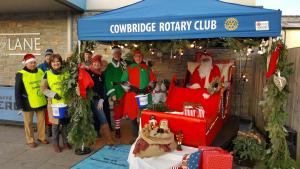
left=0, top=11, right=72, bottom=86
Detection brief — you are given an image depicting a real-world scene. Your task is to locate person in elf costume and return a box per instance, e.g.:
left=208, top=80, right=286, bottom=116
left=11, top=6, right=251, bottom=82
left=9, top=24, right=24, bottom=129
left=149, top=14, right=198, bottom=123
left=15, top=54, right=49, bottom=148
left=121, top=50, right=156, bottom=140
left=40, top=54, right=71, bottom=152
left=104, top=46, right=127, bottom=138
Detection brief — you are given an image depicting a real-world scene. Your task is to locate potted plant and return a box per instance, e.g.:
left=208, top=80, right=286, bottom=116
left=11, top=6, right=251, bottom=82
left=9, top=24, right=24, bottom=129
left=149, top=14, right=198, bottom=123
left=233, top=131, right=266, bottom=168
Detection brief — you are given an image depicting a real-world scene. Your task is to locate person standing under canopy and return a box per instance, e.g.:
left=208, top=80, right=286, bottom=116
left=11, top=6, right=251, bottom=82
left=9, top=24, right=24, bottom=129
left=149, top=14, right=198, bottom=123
left=104, top=46, right=127, bottom=138
left=121, top=50, right=156, bottom=142
left=88, top=55, right=116, bottom=145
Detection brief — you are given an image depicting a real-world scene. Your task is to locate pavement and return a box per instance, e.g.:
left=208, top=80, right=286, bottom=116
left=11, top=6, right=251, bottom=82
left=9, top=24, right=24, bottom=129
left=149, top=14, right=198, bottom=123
left=0, top=121, right=267, bottom=169
left=0, top=120, right=135, bottom=169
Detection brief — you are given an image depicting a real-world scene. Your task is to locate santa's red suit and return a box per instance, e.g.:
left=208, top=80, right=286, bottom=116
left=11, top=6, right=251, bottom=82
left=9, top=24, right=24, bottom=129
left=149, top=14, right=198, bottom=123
left=189, top=53, right=221, bottom=89
left=187, top=53, right=222, bottom=116
left=190, top=65, right=221, bottom=89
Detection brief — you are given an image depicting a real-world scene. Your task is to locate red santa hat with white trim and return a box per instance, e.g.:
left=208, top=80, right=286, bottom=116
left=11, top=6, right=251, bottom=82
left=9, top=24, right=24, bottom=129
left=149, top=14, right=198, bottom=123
left=22, top=54, right=36, bottom=64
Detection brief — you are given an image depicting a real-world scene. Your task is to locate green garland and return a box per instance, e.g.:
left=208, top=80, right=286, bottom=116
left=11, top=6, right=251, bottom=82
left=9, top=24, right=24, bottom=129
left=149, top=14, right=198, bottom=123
left=63, top=42, right=97, bottom=149
left=261, top=40, right=296, bottom=169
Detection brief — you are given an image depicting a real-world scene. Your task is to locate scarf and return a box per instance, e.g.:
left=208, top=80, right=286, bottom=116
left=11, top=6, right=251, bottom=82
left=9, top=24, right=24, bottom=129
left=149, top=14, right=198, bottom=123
left=89, top=65, right=102, bottom=75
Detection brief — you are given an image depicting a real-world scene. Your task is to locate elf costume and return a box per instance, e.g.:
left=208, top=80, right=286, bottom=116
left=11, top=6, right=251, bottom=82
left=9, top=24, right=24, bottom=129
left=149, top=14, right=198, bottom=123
left=104, top=55, right=127, bottom=137
left=121, top=62, right=156, bottom=120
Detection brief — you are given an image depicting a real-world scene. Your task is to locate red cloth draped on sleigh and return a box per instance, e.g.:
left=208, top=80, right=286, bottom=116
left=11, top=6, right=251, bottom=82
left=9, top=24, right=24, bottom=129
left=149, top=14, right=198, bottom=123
left=141, top=60, right=235, bottom=147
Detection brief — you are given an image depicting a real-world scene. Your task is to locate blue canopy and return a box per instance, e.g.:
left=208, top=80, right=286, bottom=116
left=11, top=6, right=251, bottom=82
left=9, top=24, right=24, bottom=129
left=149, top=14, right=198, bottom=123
left=78, top=0, right=281, bottom=41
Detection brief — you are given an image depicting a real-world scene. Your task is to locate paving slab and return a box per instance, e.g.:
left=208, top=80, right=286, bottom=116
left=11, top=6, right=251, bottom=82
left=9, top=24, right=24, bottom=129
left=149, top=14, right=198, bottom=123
left=0, top=143, right=27, bottom=160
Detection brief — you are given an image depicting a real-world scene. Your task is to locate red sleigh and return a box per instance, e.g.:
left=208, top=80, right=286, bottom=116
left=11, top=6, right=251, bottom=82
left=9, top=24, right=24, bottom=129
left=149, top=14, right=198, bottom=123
left=141, top=60, right=236, bottom=147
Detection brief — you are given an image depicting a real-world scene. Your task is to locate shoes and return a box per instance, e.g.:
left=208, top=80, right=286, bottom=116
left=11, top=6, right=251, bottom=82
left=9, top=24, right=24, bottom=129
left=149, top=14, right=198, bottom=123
left=115, top=129, right=121, bottom=139
left=53, top=144, right=61, bottom=153
left=64, top=143, right=72, bottom=150
left=28, top=142, right=37, bottom=148
left=38, top=139, right=49, bottom=144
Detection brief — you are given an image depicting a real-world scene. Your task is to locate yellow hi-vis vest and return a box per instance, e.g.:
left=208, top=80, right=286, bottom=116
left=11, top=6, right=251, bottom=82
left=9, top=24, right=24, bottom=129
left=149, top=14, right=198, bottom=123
left=46, top=70, right=69, bottom=104
left=18, top=69, right=47, bottom=108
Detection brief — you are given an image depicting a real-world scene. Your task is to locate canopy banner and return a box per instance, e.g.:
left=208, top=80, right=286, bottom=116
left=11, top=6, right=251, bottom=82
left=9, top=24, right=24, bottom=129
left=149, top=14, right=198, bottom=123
left=77, top=0, right=281, bottom=41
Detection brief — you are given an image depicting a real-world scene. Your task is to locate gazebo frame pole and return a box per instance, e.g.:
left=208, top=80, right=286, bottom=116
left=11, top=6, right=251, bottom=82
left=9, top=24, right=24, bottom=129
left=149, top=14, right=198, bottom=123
left=78, top=40, right=81, bottom=63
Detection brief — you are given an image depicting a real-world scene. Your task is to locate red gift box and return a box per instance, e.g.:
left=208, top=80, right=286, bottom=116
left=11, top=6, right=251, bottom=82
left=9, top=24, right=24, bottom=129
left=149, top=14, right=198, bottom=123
left=141, top=110, right=226, bottom=147
left=199, top=146, right=233, bottom=169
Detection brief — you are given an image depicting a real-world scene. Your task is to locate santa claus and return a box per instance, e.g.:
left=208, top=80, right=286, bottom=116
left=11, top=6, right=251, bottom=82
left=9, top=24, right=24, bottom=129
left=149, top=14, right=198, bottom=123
left=189, top=51, right=221, bottom=93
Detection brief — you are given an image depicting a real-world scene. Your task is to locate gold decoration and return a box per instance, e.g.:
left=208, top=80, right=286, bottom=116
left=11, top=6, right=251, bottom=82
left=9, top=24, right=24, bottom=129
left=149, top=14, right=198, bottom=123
left=225, top=18, right=239, bottom=31
left=208, top=77, right=222, bottom=94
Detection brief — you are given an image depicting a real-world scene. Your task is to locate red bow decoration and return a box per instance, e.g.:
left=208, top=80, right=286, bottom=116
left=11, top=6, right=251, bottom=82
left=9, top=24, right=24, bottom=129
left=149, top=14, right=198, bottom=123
left=78, top=65, right=94, bottom=98
left=266, top=43, right=283, bottom=78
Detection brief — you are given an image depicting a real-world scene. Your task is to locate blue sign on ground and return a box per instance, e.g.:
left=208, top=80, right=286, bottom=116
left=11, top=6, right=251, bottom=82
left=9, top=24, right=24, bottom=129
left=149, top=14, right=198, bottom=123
left=71, top=145, right=131, bottom=169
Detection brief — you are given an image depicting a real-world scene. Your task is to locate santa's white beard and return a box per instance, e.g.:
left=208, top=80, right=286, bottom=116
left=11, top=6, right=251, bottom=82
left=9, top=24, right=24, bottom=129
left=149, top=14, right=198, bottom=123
left=198, top=59, right=213, bottom=88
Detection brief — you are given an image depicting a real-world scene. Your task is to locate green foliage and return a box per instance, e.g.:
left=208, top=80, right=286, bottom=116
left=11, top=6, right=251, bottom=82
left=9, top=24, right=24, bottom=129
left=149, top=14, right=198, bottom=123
left=63, top=42, right=97, bottom=149
left=147, top=103, right=170, bottom=112
left=260, top=41, right=297, bottom=169
left=224, top=38, right=260, bottom=52
left=233, top=135, right=266, bottom=161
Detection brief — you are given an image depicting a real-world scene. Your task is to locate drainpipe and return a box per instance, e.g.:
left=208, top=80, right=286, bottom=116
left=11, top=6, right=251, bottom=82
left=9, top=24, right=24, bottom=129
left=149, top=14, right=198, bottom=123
left=67, top=11, right=73, bottom=53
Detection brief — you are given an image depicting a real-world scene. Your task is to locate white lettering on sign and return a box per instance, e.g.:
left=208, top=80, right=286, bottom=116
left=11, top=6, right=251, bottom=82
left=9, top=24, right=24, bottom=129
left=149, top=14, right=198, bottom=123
left=194, top=20, right=217, bottom=30
left=110, top=23, right=156, bottom=34
left=109, top=20, right=217, bottom=34
left=256, top=21, right=269, bottom=31
left=0, top=33, right=41, bottom=56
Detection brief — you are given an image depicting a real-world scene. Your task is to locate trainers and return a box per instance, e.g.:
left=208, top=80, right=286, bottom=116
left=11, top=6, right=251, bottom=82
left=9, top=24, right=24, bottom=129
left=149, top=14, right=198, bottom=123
left=115, top=129, right=121, bottom=139
left=28, top=142, right=37, bottom=148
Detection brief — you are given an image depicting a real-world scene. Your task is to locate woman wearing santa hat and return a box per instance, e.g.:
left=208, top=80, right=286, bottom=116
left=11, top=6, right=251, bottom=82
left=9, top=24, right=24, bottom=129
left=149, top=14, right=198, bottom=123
left=15, top=54, right=49, bottom=148
left=121, top=50, right=156, bottom=142
left=87, top=55, right=115, bottom=146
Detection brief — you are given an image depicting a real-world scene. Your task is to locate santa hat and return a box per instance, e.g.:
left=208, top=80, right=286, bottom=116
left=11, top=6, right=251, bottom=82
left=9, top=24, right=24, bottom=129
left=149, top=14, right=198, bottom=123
left=111, top=46, right=121, bottom=54
left=91, top=55, right=102, bottom=63
left=195, top=51, right=212, bottom=61
left=22, top=54, right=36, bottom=64
left=133, top=50, right=143, bottom=56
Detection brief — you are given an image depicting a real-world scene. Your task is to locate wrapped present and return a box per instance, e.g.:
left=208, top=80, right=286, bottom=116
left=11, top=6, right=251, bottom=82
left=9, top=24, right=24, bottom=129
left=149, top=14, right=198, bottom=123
left=184, top=105, right=205, bottom=118
left=171, top=150, right=202, bottom=169
left=199, top=146, right=233, bottom=169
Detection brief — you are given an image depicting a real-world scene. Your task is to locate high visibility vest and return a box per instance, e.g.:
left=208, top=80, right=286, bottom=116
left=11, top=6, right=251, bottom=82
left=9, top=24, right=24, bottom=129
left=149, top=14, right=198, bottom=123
left=46, top=70, right=69, bottom=104
left=18, top=69, right=47, bottom=108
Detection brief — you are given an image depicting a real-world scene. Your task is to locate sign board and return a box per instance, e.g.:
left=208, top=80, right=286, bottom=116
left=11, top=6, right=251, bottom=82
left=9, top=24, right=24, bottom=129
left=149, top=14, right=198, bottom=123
left=0, top=86, right=35, bottom=122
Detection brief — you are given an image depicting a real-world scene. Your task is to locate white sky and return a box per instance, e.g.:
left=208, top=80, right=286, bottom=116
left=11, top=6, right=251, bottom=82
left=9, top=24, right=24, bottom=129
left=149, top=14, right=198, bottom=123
left=256, top=0, right=300, bottom=15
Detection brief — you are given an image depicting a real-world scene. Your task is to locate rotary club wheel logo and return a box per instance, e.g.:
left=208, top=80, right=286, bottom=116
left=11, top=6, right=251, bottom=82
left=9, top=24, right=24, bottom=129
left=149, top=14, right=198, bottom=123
left=225, top=18, right=239, bottom=31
